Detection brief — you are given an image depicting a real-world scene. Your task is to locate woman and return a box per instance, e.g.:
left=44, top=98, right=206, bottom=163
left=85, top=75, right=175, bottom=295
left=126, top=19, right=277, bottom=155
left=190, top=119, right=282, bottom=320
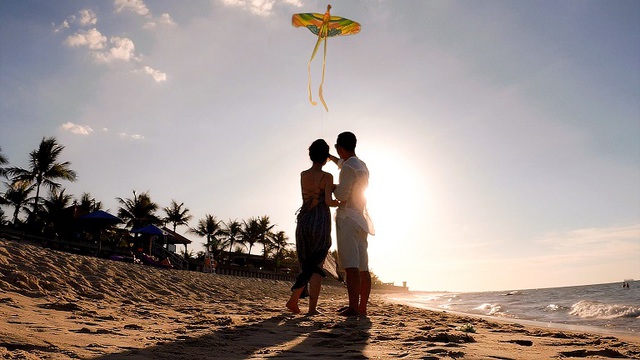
left=286, top=139, right=339, bottom=315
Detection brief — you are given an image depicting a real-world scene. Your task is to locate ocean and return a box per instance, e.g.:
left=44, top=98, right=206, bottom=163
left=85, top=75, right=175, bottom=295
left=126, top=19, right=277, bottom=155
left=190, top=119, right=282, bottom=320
left=387, top=280, right=640, bottom=335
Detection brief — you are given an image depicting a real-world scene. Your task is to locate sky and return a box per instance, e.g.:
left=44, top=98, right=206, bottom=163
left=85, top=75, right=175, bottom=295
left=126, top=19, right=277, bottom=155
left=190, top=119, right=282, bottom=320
left=1, top=0, right=639, bottom=292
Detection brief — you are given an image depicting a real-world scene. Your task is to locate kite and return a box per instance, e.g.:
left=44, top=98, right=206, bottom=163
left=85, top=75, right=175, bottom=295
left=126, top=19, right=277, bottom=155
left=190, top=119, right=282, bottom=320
left=292, top=5, right=360, bottom=111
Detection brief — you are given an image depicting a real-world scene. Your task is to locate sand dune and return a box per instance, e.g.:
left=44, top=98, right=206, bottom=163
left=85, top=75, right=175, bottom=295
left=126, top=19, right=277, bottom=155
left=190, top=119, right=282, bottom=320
left=1, top=238, right=638, bottom=359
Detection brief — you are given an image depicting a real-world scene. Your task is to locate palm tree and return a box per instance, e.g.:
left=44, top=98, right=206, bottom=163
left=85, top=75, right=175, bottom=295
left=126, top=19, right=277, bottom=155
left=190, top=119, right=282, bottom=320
left=271, top=230, right=291, bottom=270
left=6, top=137, right=77, bottom=227
left=163, top=200, right=192, bottom=232
left=241, top=217, right=261, bottom=255
left=189, top=214, right=223, bottom=258
left=221, top=218, right=242, bottom=262
left=257, top=215, right=275, bottom=261
left=0, top=146, right=8, bottom=178
left=116, top=190, right=161, bottom=229
left=76, top=192, right=103, bottom=214
left=3, top=180, right=34, bottom=225
left=0, top=147, right=8, bottom=211
left=180, top=248, right=195, bottom=261
left=42, top=188, right=73, bottom=237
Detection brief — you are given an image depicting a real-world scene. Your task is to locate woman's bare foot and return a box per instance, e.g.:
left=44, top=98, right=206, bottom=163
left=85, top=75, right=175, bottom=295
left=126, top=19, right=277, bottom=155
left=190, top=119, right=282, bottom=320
left=286, top=300, right=301, bottom=314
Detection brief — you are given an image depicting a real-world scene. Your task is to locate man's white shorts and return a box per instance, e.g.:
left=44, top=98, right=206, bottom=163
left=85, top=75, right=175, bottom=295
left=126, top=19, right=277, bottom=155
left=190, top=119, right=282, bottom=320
left=336, top=217, right=369, bottom=271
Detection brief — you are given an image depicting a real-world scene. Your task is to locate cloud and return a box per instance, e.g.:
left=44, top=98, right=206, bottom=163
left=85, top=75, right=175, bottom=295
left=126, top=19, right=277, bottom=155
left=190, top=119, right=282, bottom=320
left=137, top=66, right=167, bottom=82
left=221, top=0, right=302, bottom=17
left=52, top=20, right=70, bottom=33
left=94, top=36, right=137, bottom=63
left=61, top=122, right=94, bottom=135
left=114, top=0, right=150, bottom=17
left=143, top=13, right=176, bottom=29
left=113, top=0, right=176, bottom=29
left=78, top=9, right=98, bottom=26
left=537, top=224, right=640, bottom=248
left=60, top=123, right=146, bottom=141
left=119, top=132, right=145, bottom=140
left=53, top=9, right=97, bottom=32
left=527, top=224, right=640, bottom=271
left=65, top=28, right=107, bottom=50
left=59, top=4, right=168, bottom=82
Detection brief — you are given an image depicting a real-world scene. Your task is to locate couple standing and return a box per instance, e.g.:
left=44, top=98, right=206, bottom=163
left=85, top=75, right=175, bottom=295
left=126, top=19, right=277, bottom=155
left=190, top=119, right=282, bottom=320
left=287, top=131, right=374, bottom=317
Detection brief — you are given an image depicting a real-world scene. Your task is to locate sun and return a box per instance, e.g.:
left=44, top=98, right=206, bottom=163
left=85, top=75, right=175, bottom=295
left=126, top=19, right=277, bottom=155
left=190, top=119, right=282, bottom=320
left=363, top=149, right=428, bottom=239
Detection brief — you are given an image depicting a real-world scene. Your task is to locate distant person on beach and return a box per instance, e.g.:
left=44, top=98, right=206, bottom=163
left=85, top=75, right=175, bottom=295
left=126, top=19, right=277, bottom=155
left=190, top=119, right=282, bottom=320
left=287, top=139, right=340, bottom=315
left=330, top=131, right=375, bottom=317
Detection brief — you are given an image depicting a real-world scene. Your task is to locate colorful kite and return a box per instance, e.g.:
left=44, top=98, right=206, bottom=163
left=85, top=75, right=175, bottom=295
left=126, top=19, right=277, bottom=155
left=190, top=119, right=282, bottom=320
left=292, top=5, right=360, bottom=111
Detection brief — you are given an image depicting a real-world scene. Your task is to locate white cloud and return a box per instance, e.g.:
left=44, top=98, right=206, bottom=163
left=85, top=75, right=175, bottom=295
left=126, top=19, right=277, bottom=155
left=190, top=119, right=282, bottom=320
left=78, top=9, right=98, bottom=26
left=59, top=5, right=169, bottom=83
left=157, top=13, right=176, bottom=25
left=143, top=13, right=176, bottom=29
left=53, top=9, right=97, bottom=32
left=119, top=132, right=145, bottom=140
left=94, top=36, right=137, bottom=63
left=52, top=20, right=70, bottom=33
left=61, top=122, right=94, bottom=135
left=114, top=0, right=150, bottom=17
left=284, top=0, right=303, bottom=6
left=221, top=0, right=301, bottom=16
left=65, top=28, right=107, bottom=50
left=537, top=224, right=640, bottom=248
left=137, top=66, right=167, bottom=82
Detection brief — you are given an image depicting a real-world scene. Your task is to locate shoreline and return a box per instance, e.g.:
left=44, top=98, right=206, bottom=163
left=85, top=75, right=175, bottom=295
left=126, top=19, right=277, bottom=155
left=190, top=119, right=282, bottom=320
left=384, top=295, right=640, bottom=343
left=1, top=238, right=639, bottom=359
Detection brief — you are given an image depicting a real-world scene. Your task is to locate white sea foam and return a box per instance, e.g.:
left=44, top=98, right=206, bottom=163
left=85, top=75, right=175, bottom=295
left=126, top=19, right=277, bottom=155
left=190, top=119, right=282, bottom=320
left=389, top=281, right=640, bottom=333
left=569, top=300, right=640, bottom=319
left=545, top=304, right=560, bottom=312
left=474, top=303, right=504, bottom=316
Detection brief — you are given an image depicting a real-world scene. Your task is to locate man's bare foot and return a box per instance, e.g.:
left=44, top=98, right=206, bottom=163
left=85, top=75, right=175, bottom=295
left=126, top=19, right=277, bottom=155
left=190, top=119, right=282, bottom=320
left=338, top=307, right=359, bottom=317
left=306, top=309, right=321, bottom=316
left=358, top=307, right=367, bottom=316
left=286, top=300, right=301, bottom=314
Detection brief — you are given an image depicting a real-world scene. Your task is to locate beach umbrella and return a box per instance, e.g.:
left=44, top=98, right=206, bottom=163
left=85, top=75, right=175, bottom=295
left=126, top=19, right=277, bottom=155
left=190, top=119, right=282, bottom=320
left=131, top=224, right=165, bottom=236
left=80, top=210, right=123, bottom=224
left=131, top=224, right=166, bottom=254
left=79, top=210, right=123, bottom=253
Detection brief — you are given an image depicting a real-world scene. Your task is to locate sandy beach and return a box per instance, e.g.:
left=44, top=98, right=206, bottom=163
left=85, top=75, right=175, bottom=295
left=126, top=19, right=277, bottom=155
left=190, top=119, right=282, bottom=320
left=1, top=238, right=638, bottom=359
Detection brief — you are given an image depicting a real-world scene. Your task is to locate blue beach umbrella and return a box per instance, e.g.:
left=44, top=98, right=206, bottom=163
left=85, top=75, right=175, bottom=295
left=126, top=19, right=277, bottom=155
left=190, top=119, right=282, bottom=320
left=130, top=224, right=165, bottom=236
left=79, top=210, right=123, bottom=252
left=131, top=224, right=166, bottom=254
left=80, top=210, right=122, bottom=224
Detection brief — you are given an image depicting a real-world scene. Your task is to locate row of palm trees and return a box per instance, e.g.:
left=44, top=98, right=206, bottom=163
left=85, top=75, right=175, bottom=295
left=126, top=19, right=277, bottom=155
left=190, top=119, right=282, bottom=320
left=0, top=138, right=294, bottom=268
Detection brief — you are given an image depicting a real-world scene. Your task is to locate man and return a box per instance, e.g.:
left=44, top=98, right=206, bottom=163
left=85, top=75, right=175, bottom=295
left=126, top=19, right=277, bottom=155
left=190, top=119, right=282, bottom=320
left=331, top=131, right=375, bottom=316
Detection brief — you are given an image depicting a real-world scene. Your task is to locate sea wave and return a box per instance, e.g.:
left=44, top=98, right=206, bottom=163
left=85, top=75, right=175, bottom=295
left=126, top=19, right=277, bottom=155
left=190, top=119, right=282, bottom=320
left=474, top=303, right=504, bottom=316
left=501, top=290, right=522, bottom=296
left=569, top=300, right=640, bottom=319
left=545, top=304, right=560, bottom=312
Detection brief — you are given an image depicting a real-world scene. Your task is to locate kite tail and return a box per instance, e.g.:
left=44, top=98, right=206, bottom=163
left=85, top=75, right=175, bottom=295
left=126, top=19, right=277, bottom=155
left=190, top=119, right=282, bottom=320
left=318, top=31, right=329, bottom=112
left=307, top=33, right=325, bottom=107
left=306, top=59, right=317, bottom=106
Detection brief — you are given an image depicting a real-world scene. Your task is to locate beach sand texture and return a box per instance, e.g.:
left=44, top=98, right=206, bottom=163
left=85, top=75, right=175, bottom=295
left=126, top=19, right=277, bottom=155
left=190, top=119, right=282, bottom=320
left=1, top=238, right=638, bottom=359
